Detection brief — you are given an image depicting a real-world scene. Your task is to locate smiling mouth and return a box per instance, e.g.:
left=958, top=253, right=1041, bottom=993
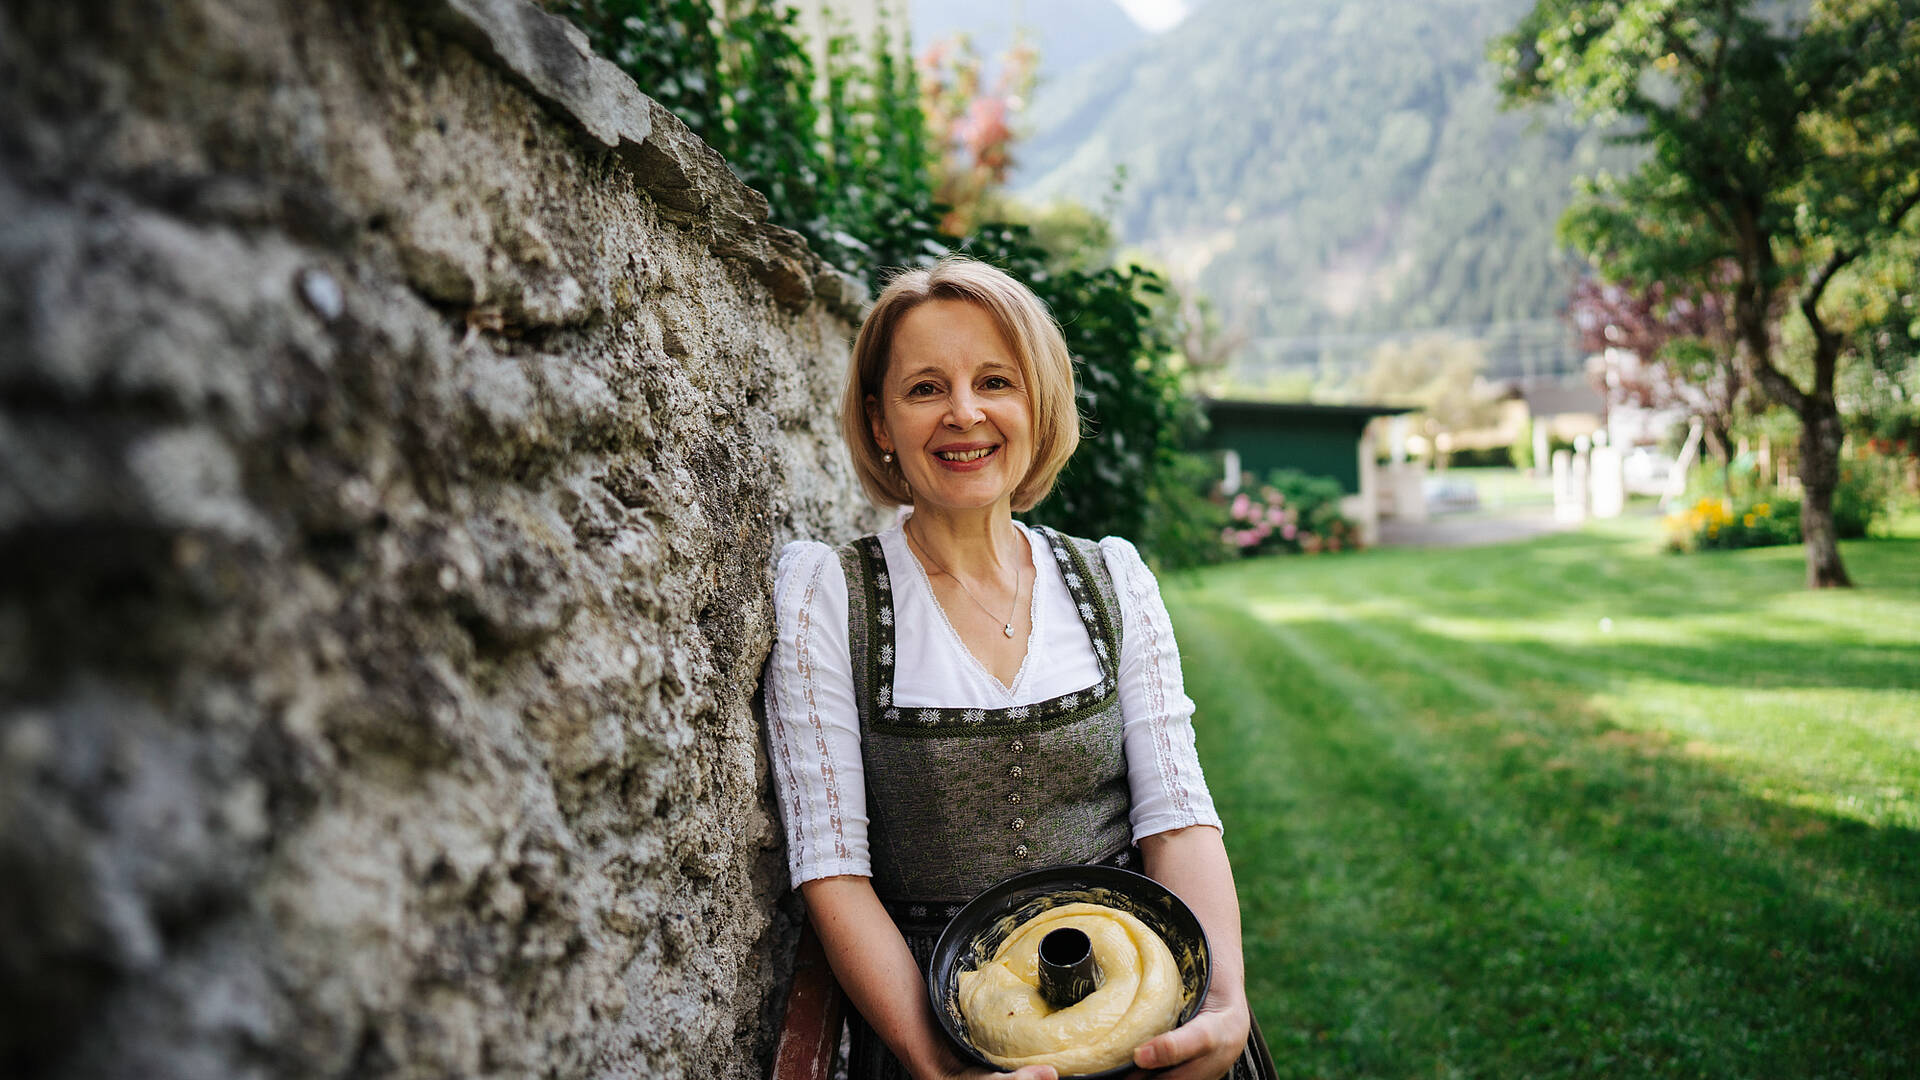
left=935, top=447, right=998, bottom=462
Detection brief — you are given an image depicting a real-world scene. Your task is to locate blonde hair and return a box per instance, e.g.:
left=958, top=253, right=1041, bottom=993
left=840, top=256, right=1079, bottom=512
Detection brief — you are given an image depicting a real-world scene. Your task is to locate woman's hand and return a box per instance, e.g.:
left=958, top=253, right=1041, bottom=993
left=1127, top=985, right=1248, bottom=1080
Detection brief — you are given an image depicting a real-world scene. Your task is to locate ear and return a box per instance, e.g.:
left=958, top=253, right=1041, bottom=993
left=866, top=394, right=891, bottom=453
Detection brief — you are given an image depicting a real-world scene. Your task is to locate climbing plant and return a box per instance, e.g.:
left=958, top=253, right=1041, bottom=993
left=549, top=1, right=1225, bottom=565
left=546, top=0, right=945, bottom=285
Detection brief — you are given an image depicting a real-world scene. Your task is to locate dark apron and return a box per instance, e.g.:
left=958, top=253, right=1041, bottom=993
left=832, top=527, right=1275, bottom=1080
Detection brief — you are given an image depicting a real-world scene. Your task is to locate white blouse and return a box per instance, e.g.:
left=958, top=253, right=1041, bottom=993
left=763, top=519, right=1221, bottom=889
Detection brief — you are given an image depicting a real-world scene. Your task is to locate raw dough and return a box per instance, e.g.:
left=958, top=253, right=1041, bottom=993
left=956, top=902, right=1184, bottom=1074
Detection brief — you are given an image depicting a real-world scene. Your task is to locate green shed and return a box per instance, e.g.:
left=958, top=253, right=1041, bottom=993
left=1197, top=398, right=1412, bottom=494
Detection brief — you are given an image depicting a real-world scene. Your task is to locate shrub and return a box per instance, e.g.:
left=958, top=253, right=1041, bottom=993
left=1221, top=470, right=1360, bottom=556
left=1511, top=417, right=1534, bottom=470
left=1446, top=445, right=1515, bottom=469
left=1143, top=452, right=1234, bottom=571
left=1834, top=451, right=1898, bottom=539
left=1666, top=494, right=1799, bottom=552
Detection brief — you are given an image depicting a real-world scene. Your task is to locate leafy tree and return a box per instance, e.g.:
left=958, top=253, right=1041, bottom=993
left=1495, top=0, right=1920, bottom=587
left=1824, top=224, right=1920, bottom=457
left=1360, top=334, right=1502, bottom=441
left=1569, top=273, right=1745, bottom=464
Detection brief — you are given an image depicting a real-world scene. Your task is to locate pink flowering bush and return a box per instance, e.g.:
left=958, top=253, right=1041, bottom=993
left=1222, top=487, right=1300, bottom=553
left=1220, top=471, right=1362, bottom=557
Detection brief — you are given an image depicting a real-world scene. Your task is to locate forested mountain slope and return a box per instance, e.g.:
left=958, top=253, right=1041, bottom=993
left=1014, top=0, right=1642, bottom=380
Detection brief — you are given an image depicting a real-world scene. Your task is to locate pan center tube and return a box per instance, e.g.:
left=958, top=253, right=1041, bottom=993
left=1036, top=926, right=1100, bottom=1008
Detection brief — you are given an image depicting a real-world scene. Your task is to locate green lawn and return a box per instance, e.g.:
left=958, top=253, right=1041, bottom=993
left=1168, top=517, right=1920, bottom=1079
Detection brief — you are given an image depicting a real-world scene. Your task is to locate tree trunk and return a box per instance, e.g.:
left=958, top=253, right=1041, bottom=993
left=1797, top=400, right=1852, bottom=588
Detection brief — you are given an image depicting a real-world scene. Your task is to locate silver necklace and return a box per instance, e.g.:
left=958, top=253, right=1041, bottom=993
left=905, top=522, right=1025, bottom=638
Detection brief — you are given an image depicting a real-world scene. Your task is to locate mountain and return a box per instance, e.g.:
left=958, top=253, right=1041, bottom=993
left=1012, top=0, right=1642, bottom=384
left=910, top=0, right=1147, bottom=83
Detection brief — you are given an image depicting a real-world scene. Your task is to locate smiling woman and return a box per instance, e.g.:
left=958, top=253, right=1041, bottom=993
left=762, top=257, right=1276, bottom=1080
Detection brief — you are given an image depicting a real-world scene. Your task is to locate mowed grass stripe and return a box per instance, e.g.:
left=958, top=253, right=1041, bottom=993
left=1166, top=518, right=1920, bottom=1078
left=1177, top=601, right=1710, bottom=1077
left=1301, top=558, right=1920, bottom=832
left=1288, top=594, right=1920, bottom=924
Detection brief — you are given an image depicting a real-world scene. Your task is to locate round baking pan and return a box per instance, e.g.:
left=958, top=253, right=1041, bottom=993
left=928, top=864, right=1212, bottom=1079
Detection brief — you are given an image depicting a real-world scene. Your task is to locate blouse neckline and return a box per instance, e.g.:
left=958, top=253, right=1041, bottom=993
left=889, top=517, right=1046, bottom=699
left=857, top=524, right=1120, bottom=735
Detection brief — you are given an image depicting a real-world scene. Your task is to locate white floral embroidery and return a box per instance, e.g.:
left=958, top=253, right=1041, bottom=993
left=880, top=645, right=894, bottom=665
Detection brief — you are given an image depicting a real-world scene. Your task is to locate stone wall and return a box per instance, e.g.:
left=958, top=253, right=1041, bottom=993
left=0, top=1, right=878, bottom=1076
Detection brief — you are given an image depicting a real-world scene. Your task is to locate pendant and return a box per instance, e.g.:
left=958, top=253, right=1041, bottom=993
left=1003, top=623, right=1015, bottom=638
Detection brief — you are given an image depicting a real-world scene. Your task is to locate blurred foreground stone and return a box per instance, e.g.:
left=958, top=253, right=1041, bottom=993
left=0, top=1, right=876, bottom=1075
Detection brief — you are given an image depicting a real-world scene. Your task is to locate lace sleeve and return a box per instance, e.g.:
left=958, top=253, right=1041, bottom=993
left=1101, top=536, right=1223, bottom=841
left=763, top=541, right=870, bottom=887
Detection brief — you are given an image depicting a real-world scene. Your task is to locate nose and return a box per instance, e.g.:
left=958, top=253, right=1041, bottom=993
left=944, top=386, right=984, bottom=428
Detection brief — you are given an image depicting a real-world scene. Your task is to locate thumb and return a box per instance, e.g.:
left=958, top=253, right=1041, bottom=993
left=1134, top=1019, right=1208, bottom=1070
left=1010, top=1068, right=1057, bottom=1080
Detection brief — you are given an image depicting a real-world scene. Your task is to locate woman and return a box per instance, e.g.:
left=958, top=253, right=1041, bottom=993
left=764, top=257, right=1271, bottom=1080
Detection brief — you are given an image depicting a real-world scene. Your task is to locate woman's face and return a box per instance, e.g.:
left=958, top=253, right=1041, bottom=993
left=869, top=299, right=1035, bottom=517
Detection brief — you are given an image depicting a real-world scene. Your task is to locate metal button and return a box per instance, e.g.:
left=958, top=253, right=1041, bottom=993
left=1010, top=765, right=1024, bottom=779
left=1007, top=792, right=1021, bottom=804
left=1011, top=817, right=1026, bottom=831
left=1011, top=739, right=1025, bottom=752
left=1014, top=843, right=1030, bottom=858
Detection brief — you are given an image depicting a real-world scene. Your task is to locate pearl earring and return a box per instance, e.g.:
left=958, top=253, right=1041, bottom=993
left=883, top=452, right=893, bottom=463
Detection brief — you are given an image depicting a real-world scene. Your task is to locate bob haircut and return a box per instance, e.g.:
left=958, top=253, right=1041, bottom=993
left=840, top=256, right=1080, bottom=512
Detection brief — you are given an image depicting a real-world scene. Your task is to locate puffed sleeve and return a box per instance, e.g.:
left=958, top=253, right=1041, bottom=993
left=763, top=540, right=871, bottom=887
left=1101, top=536, right=1224, bottom=841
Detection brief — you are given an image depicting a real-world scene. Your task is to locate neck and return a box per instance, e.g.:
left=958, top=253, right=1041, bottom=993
left=904, top=503, right=1022, bottom=583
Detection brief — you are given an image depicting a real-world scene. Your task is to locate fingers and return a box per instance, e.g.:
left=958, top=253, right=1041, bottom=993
left=1134, top=1018, right=1208, bottom=1070
left=1133, top=1009, right=1245, bottom=1080
left=1002, top=1067, right=1057, bottom=1080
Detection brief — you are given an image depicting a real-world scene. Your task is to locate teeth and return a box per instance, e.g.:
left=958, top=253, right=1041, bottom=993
left=936, top=448, right=995, bottom=462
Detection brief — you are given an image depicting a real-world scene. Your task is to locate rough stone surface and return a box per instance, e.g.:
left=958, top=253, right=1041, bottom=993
left=0, top=1, right=879, bottom=1076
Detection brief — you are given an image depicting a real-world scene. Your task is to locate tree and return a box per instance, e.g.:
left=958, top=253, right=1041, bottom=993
left=1361, top=334, right=1503, bottom=445
left=1568, top=274, right=1744, bottom=463
left=1495, top=0, right=1920, bottom=587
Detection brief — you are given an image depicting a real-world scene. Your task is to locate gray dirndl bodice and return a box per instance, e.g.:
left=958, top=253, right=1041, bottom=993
left=835, top=525, right=1135, bottom=908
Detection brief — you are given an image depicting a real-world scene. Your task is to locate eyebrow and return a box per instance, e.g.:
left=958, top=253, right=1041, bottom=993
left=897, top=361, right=1019, bottom=382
